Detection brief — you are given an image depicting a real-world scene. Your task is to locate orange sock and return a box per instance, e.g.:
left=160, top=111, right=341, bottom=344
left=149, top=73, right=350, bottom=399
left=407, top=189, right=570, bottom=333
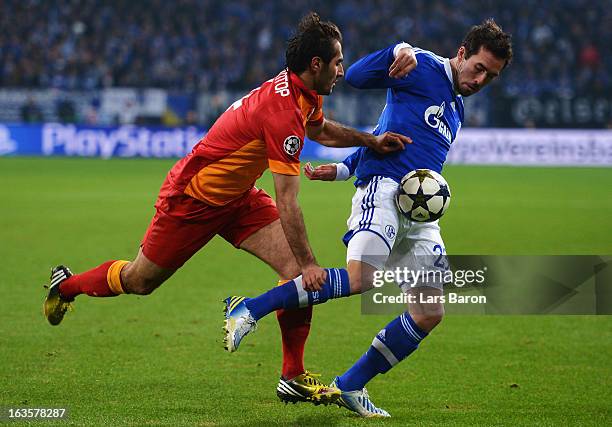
left=59, top=260, right=128, bottom=299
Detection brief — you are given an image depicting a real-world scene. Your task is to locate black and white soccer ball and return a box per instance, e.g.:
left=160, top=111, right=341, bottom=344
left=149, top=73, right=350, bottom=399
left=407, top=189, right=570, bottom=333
left=395, top=169, right=451, bottom=222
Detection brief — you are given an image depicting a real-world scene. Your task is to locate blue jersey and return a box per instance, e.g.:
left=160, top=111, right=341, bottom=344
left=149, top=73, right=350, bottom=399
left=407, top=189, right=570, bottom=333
left=343, top=44, right=464, bottom=185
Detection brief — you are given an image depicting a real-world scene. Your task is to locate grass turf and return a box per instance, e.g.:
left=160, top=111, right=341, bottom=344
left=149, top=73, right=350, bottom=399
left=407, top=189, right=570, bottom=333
left=0, top=157, right=610, bottom=425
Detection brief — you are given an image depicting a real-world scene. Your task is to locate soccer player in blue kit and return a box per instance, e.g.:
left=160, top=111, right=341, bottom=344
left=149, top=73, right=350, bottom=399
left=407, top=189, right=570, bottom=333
left=224, top=19, right=513, bottom=417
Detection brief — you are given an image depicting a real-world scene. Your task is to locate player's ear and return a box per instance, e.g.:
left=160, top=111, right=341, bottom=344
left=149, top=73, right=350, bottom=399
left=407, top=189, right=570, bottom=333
left=457, top=46, right=466, bottom=62
left=310, top=56, right=322, bottom=72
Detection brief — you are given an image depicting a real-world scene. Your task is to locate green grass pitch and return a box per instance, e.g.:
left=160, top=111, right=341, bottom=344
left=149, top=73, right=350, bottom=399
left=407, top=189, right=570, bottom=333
left=1, top=157, right=611, bottom=426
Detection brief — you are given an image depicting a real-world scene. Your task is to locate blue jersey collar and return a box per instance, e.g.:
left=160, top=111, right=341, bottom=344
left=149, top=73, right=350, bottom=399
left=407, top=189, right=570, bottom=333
left=443, top=58, right=458, bottom=94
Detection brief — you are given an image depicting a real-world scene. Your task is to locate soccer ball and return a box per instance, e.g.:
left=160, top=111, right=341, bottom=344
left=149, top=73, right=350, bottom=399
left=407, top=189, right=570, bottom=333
left=395, top=169, right=451, bottom=222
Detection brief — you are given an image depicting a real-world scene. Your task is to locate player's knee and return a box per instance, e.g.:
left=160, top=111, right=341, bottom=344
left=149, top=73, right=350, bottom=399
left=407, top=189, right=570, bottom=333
left=347, top=261, right=378, bottom=294
left=411, top=311, right=444, bottom=333
left=346, top=267, right=364, bottom=294
left=279, top=261, right=300, bottom=280
left=348, top=273, right=362, bottom=294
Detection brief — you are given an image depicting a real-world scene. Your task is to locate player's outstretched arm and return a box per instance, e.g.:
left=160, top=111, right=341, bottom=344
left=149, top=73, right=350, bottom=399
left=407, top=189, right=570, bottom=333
left=272, top=172, right=326, bottom=291
left=304, top=145, right=361, bottom=181
left=307, top=119, right=411, bottom=154
left=304, top=161, right=354, bottom=182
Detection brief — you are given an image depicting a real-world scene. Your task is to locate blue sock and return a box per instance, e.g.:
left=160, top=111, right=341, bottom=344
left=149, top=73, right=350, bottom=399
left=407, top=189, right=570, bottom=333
left=337, top=312, right=427, bottom=391
left=245, top=268, right=350, bottom=321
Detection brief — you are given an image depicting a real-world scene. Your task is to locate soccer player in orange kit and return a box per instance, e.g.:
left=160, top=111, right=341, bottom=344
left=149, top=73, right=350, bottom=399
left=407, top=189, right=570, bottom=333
left=43, top=12, right=410, bottom=404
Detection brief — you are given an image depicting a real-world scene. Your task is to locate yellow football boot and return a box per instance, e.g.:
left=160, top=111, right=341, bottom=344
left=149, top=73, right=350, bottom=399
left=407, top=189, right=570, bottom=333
left=43, top=265, right=74, bottom=325
left=277, top=371, right=341, bottom=405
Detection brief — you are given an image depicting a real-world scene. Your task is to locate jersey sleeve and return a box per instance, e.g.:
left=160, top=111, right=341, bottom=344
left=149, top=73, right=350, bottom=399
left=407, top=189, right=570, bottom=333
left=345, top=43, right=419, bottom=90
left=334, top=147, right=362, bottom=181
left=262, top=108, right=304, bottom=176
left=341, top=147, right=362, bottom=176
left=306, top=96, right=324, bottom=127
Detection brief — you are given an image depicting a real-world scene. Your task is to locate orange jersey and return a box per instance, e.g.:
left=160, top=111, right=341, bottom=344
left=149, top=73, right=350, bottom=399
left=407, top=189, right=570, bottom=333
left=164, top=69, right=324, bottom=206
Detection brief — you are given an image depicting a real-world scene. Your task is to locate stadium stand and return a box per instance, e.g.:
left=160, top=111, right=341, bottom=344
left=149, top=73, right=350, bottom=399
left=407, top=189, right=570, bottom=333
left=0, top=0, right=609, bottom=127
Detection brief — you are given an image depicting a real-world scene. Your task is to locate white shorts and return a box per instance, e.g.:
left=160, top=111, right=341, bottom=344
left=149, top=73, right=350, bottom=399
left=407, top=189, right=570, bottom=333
left=344, top=176, right=449, bottom=290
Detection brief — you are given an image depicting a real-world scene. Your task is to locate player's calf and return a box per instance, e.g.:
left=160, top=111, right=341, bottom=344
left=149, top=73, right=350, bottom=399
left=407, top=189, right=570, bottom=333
left=119, top=251, right=175, bottom=295
left=335, top=311, right=428, bottom=392
left=121, top=272, right=164, bottom=295
left=43, top=260, right=128, bottom=325
left=43, top=251, right=175, bottom=326
left=346, top=260, right=379, bottom=295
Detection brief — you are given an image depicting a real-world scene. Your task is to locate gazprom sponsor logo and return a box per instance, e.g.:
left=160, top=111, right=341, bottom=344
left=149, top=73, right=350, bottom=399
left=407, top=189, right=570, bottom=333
left=424, top=101, right=452, bottom=142
left=0, top=125, right=17, bottom=155
left=41, top=124, right=203, bottom=158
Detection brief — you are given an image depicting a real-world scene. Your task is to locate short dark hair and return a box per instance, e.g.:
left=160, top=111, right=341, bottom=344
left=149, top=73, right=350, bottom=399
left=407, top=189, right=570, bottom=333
left=462, top=18, right=513, bottom=68
left=286, top=12, right=342, bottom=73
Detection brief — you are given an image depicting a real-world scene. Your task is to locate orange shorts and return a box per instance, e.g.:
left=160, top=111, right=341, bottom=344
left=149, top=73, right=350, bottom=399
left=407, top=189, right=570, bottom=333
left=141, top=186, right=279, bottom=269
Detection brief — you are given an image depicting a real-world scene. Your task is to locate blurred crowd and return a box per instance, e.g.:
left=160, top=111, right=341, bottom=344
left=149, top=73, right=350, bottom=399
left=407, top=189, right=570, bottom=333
left=1, top=0, right=610, bottom=97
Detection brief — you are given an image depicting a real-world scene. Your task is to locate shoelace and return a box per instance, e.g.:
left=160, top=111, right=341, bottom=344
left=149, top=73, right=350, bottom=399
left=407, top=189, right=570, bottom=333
left=302, top=371, right=323, bottom=386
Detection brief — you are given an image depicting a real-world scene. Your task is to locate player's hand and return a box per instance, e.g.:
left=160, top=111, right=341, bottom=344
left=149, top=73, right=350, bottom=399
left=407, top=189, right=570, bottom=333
left=389, top=47, right=417, bottom=79
left=369, top=132, right=412, bottom=154
left=301, top=264, right=327, bottom=291
left=304, top=162, right=337, bottom=181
